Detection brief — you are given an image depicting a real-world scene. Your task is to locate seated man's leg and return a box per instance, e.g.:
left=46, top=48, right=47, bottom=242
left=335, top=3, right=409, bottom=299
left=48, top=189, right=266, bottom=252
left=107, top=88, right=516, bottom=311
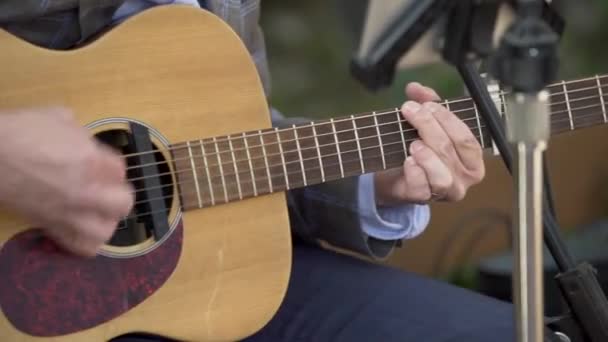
left=243, top=242, right=515, bottom=342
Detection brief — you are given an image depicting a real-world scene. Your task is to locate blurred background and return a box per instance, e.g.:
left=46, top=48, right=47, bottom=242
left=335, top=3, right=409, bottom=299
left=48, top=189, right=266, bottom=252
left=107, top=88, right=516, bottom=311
left=259, top=0, right=608, bottom=315
left=261, top=0, right=608, bottom=117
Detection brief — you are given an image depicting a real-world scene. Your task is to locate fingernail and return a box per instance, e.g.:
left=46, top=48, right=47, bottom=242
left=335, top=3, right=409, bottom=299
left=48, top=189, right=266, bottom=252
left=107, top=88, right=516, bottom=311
left=403, top=101, right=421, bottom=114
left=409, top=82, right=422, bottom=89
left=405, top=157, right=417, bottom=166
left=410, top=141, right=424, bottom=153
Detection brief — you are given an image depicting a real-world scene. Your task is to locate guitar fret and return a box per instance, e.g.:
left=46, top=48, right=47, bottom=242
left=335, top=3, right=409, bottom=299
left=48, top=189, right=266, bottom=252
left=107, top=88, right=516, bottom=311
left=312, top=123, right=325, bottom=182
left=501, top=93, right=508, bottom=116
left=351, top=115, right=365, bottom=173
left=242, top=132, right=257, bottom=196
left=372, top=112, right=386, bottom=169
left=448, top=98, right=488, bottom=150
left=444, top=101, right=452, bottom=121
left=227, top=136, right=243, bottom=200
left=489, top=93, right=508, bottom=156
left=473, top=103, right=485, bottom=148
left=213, top=137, right=229, bottom=203
left=484, top=82, right=500, bottom=155
left=199, top=140, right=215, bottom=206
left=186, top=141, right=203, bottom=208
left=330, top=118, right=345, bottom=178
left=562, top=81, right=574, bottom=130
left=259, top=130, right=273, bottom=193
left=597, top=75, right=607, bottom=123
left=275, top=127, right=290, bottom=190
left=292, top=125, right=307, bottom=186
left=396, top=108, right=408, bottom=158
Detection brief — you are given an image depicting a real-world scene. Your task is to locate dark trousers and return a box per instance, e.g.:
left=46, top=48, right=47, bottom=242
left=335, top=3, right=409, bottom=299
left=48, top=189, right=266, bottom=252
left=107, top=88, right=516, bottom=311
left=114, top=243, right=515, bottom=342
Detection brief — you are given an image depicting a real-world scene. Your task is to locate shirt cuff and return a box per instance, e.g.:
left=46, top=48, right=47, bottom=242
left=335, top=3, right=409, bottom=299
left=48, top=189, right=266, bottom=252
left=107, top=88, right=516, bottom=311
left=357, top=173, right=431, bottom=241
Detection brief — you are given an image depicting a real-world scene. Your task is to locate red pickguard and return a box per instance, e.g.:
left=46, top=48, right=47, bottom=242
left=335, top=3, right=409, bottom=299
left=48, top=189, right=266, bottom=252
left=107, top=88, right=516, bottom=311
left=0, top=222, right=183, bottom=337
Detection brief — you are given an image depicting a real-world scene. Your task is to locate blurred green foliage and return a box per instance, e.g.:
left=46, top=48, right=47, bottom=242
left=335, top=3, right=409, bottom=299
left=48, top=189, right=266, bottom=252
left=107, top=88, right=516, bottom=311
left=260, top=0, right=608, bottom=119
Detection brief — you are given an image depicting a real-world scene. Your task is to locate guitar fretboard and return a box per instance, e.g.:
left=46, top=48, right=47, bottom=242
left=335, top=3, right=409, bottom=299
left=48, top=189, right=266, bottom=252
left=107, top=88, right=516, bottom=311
left=171, top=74, right=608, bottom=210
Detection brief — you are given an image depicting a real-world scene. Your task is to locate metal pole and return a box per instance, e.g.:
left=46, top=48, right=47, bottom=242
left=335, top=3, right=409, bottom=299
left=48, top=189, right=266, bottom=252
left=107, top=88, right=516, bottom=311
left=506, top=91, right=550, bottom=342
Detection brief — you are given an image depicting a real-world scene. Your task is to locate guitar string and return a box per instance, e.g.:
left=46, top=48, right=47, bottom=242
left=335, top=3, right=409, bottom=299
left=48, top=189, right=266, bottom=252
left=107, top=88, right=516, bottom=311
left=115, top=130, right=491, bottom=229
left=122, top=98, right=607, bottom=199
left=114, top=108, right=606, bottom=231
left=116, top=75, right=608, bottom=162
left=124, top=90, right=607, bottom=173
left=126, top=111, right=472, bottom=183
left=123, top=99, right=607, bottom=189
left=123, top=106, right=606, bottom=210
left=114, top=109, right=606, bottom=225
left=105, top=87, right=608, bottom=215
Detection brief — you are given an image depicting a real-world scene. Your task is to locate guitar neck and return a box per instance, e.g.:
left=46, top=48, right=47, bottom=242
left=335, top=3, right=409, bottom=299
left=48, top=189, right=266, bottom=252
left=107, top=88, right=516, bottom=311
left=172, top=74, right=608, bottom=210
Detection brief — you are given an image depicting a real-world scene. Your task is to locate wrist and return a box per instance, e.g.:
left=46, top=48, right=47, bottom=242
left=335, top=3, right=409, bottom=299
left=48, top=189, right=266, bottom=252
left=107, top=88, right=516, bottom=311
left=373, top=169, right=401, bottom=207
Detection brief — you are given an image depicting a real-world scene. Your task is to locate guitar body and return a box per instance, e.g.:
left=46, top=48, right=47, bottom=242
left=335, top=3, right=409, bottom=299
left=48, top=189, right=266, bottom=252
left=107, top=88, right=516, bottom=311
left=0, top=6, right=291, bottom=342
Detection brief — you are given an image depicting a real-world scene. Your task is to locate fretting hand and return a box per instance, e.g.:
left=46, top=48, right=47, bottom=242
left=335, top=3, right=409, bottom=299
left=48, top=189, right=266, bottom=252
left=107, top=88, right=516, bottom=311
left=0, top=108, right=134, bottom=256
left=374, top=83, right=485, bottom=205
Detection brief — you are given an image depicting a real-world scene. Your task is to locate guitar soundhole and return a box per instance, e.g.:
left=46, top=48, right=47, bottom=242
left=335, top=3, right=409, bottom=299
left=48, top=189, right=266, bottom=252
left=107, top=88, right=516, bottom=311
left=0, top=121, right=184, bottom=337
left=94, top=126, right=177, bottom=257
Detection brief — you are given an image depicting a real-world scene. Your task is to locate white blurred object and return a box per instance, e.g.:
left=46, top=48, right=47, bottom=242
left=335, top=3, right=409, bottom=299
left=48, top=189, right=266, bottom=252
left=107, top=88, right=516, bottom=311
left=356, top=0, right=518, bottom=70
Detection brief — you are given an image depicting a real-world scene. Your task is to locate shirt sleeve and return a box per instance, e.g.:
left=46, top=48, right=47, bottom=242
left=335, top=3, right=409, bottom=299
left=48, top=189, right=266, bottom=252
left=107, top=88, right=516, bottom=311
left=357, top=173, right=431, bottom=240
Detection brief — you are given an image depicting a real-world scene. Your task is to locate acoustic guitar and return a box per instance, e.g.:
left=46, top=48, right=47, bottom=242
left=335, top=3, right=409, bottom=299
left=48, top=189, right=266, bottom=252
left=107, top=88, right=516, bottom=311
left=0, top=5, right=606, bottom=342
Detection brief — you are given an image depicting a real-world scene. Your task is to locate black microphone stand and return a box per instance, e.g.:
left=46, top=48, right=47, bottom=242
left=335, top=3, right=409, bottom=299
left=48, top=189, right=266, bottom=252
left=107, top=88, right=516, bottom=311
left=351, top=1, right=608, bottom=341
